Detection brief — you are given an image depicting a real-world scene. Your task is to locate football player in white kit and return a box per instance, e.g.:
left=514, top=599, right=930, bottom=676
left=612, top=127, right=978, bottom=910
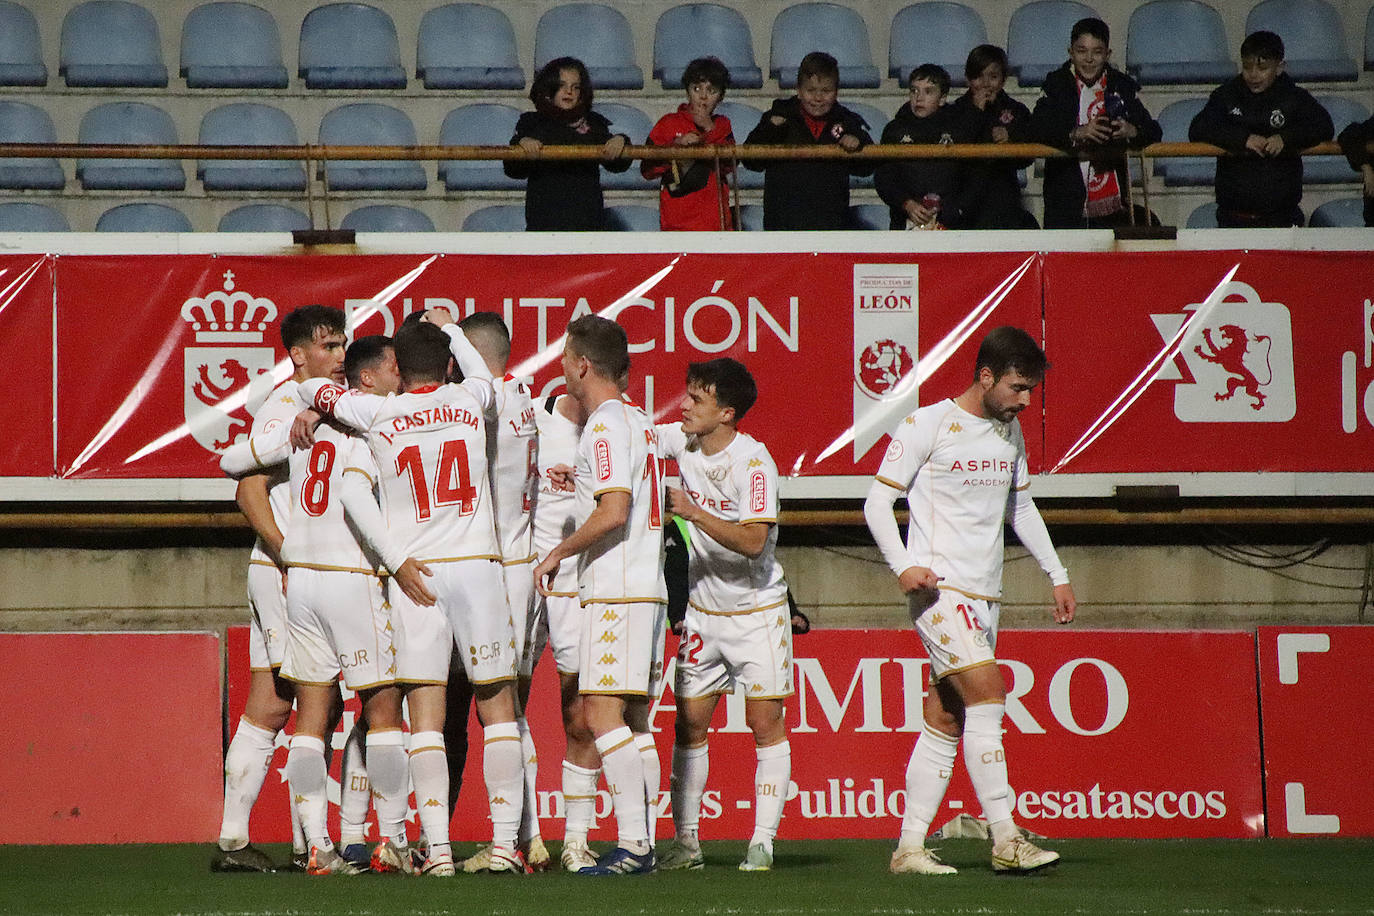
left=864, top=326, right=1076, bottom=876
left=300, top=311, right=526, bottom=876
left=654, top=358, right=793, bottom=873
left=220, top=335, right=431, bottom=875
left=212, top=305, right=345, bottom=873
left=533, top=315, right=667, bottom=876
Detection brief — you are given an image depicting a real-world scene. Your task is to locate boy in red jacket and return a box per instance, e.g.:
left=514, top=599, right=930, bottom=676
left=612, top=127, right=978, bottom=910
left=643, top=57, right=735, bottom=230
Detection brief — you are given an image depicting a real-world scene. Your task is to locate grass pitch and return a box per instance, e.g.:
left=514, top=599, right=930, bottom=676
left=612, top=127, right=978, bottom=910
left=1, top=839, right=1371, bottom=915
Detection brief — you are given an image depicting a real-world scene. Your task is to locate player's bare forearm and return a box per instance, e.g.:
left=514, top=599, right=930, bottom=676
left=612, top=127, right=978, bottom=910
left=235, top=473, right=284, bottom=564
left=535, top=491, right=629, bottom=591
left=668, top=486, right=768, bottom=558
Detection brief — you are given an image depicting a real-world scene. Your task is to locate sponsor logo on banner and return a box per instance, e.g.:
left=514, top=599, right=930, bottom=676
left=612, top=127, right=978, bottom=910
left=1340, top=298, right=1374, bottom=434
left=853, top=264, right=920, bottom=459
left=181, top=271, right=279, bottom=453
left=1151, top=280, right=1296, bottom=422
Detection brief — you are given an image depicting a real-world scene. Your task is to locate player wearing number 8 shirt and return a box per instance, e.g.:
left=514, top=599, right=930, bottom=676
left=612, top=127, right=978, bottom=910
left=864, top=326, right=1076, bottom=877
left=655, top=358, right=793, bottom=874
left=300, top=311, right=526, bottom=876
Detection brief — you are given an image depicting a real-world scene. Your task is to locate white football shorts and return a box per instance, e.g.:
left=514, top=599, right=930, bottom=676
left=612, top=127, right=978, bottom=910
left=911, top=589, right=1000, bottom=681
left=280, top=567, right=394, bottom=690
left=503, top=556, right=536, bottom=673
left=675, top=600, right=794, bottom=701
left=579, top=600, right=667, bottom=698
left=247, top=561, right=288, bottom=670
left=389, top=558, right=516, bottom=686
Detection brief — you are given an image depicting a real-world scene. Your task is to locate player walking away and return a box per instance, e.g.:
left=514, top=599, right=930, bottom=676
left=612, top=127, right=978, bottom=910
left=455, top=311, right=551, bottom=874
left=220, top=336, right=432, bottom=875
left=527, top=391, right=605, bottom=872
left=533, top=316, right=668, bottom=876
left=655, top=358, right=793, bottom=873
left=212, top=305, right=345, bottom=873
left=300, top=312, right=527, bottom=876
left=863, top=326, right=1076, bottom=876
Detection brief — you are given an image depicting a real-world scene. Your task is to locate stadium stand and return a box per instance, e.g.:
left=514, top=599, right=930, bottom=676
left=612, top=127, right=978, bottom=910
left=76, top=101, right=186, bottom=191
left=605, top=203, right=661, bottom=230
left=0, top=201, right=69, bottom=231
left=593, top=102, right=656, bottom=189
left=842, top=99, right=890, bottom=189
left=534, top=3, right=644, bottom=89
left=1307, top=95, right=1370, bottom=181
left=1154, top=97, right=1215, bottom=187
left=298, top=2, right=406, bottom=89
left=889, top=2, right=988, bottom=86
left=770, top=2, right=881, bottom=88
left=1244, top=0, right=1358, bottom=82
left=1185, top=201, right=1219, bottom=226
left=1124, top=0, right=1235, bottom=85
left=0, top=101, right=65, bottom=190
left=417, top=3, right=524, bottom=90
left=737, top=202, right=764, bottom=230
left=180, top=2, right=289, bottom=89
left=60, top=0, right=168, bottom=87
left=340, top=204, right=436, bottom=231
left=461, top=204, right=525, bottom=231
left=653, top=3, right=764, bottom=90
left=713, top=100, right=765, bottom=189
left=197, top=103, right=307, bottom=191
left=0, top=1, right=48, bottom=86
left=217, top=203, right=313, bottom=232
left=95, top=202, right=193, bottom=232
left=1308, top=196, right=1365, bottom=225
left=317, top=103, right=427, bottom=190
left=437, top=103, right=523, bottom=190
left=1007, top=0, right=1098, bottom=87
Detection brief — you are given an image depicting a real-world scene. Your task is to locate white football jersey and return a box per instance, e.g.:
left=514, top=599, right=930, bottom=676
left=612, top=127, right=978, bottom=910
left=874, top=398, right=1030, bottom=600
left=574, top=398, right=667, bottom=606
left=658, top=424, right=787, bottom=614
left=244, top=379, right=300, bottom=566
left=488, top=374, right=538, bottom=563
left=532, top=395, right=581, bottom=594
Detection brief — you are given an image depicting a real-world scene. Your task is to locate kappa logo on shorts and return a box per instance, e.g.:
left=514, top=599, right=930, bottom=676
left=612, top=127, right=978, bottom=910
left=939, top=634, right=951, bottom=646
left=930, top=612, right=945, bottom=625
left=600, top=609, right=620, bottom=622
left=597, top=631, right=618, bottom=644
left=598, top=674, right=618, bottom=687
left=599, top=653, right=618, bottom=666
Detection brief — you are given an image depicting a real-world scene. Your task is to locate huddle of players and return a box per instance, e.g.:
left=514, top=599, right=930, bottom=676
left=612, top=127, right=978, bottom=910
left=211, top=303, right=798, bottom=876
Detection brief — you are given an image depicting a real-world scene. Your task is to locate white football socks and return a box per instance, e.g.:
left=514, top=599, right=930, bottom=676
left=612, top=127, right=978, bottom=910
left=595, top=727, right=649, bottom=852
left=338, top=722, right=369, bottom=848
left=409, top=731, right=451, bottom=858
left=670, top=742, right=709, bottom=841
left=365, top=728, right=410, bottom=847
left=483, top=722, right=524, bottom=849
left=963, top=702, right=1018, bottom=844
left=517, top=716, right=540, bottom=844
left=899, top=724, right=959, bottom=849
left=561, top=760, right=600, bottom=845
left=751, top=740, right=791, bottom=850
left=218, top=716, right=278, bottom=848
left=285, top=734, right=331, bottom=851
left=635, top=732, right=661, bottom=840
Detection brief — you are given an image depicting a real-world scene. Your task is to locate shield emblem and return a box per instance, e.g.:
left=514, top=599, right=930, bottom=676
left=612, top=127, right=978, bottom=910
left=184, top=347, right=276, bottom=453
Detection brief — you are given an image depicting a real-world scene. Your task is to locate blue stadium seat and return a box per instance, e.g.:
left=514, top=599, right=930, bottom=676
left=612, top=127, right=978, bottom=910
left=737, top=203, right=764, bottom=230
left=535, top=3, right=643, bottom=90
left=1126, top=1, right=1235, bottom=85
left=1307, top=96, right=1371, bottom=182
left=181, top=2, right=288, bottom=88
left=771, top=3, right=881, bottom=88
left=605, top=204, right=661, bottom=231
left=0, top=101, right=64, bottom=189
left=889, top=3, right=987, bottom=86
left=847, top=203, right=890, bottom=229
left=418, top=4, right=523, bottom=90
left=1007, top=0, right=1097, bottom=87
left=594, top=103, right=655, bottom=190
left=653, top=4, right=763, bottom=90
left=76, top=102, right=186, bottom=190
left=299, top=3, right=406, bottom=89
left=218, top=203, right=312, bottom=232
left=843, top=100, right=890, bottom=189
left=1245, top=0, right=1358, bottom=82
left=438, top=103, right=523, bottom=190
left=0, top=202, right=69, bottom=231
left=96, top=202, right=193, bottom=232
left=714, top=100, right=763, bottom=189
left=197, top=103, right=306, bottom=191
left=1309, top=197, right=1365, bottom=226
left=0, top=1, right=48, bottom=86
left=462, top=204, right=526, bottom=231
left=318, top=103, right=427, bottom=190
left=341, top=205, right=436, bottom=232
left=60, top=0, right=168, bottom=87
left=1155, top=98, right=1214, bottom=186
left=1185, top=201, right=1218, bottom=227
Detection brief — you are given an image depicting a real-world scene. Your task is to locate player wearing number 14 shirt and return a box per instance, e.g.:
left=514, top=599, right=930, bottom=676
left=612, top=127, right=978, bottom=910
left=300, top=312, right=526, bottom=876
left=864, top=326, right=1076, bottom=877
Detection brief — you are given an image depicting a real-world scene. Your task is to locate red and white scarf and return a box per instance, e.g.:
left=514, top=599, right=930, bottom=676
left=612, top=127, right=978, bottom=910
left=1077, top=74, right=1123, bottom=218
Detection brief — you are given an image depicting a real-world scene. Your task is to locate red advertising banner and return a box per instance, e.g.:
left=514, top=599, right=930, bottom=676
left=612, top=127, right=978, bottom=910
left=52, top=252, right=1041, bottom=480
left=1042, top=251, right=1374, bottom=472
left=0, top=632, right=223, bottom=844
left=226, top=626, right=1262, bottom=843
left=0, top=255, right=54, bottom=476
left=1257, top=625, right=1374, bottom=837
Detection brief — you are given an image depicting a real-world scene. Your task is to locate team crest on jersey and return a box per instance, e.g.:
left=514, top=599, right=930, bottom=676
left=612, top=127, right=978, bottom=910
left=182, top=270, right=280, bottom=454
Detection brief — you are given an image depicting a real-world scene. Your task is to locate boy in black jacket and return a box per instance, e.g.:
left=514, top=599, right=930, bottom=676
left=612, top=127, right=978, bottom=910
left=1190, top=31, right=1334, bottom=228
left=743, top=52, right=873, bottom=230
left=951, top=44, right=1037, bottom=229
left=1029, top=18, right=1161, bottom=228
left=1337, top=115, right=1374, bottom=227
left=876, top=64, right=981, bottom=229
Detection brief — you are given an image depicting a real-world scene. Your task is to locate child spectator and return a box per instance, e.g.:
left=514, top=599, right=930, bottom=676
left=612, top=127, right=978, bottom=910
left=643, top=57, right=735, bottom=230
left=1337, top=114, right=1374, bottom=227
left=1029, top=18, right=1161, bottom=228
left=952, top=45, right=1038, bottom=229
left=743, top=52, right=874, bottom=230
left=875, top=64, right=980, bottom=230
left=504, top=57, right=631, bottom=231
left=1189, top=31, right=1334, bottom=228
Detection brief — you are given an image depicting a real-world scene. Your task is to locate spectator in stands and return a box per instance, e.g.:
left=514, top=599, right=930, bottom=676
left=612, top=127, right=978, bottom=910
left=743, top=52, right=873, bottom=229
left=1029, top=18, right=1161, bottom=228
left=643, top=56, right=735, bottom=230
left=875, top=64, right=980, bottom=230
left=952, top=45, right=1038, bottom=229
left=1337, top=114, right=1374, bottom=227
left=504, top=57, right=631, bottom=231
left=1189, top=31, right=1334, bottom=228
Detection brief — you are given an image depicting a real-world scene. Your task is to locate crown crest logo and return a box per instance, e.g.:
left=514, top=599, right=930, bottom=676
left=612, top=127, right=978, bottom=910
left=181, top=270, right=278, bottom=344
